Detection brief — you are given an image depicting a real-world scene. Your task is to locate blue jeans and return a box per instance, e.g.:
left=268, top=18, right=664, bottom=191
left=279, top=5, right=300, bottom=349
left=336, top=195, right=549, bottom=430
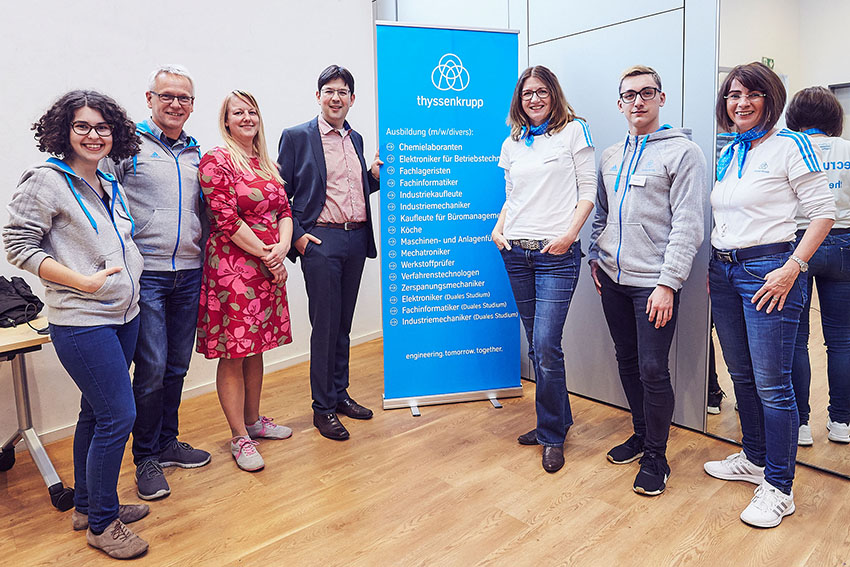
left=709, top=252, right=805, bottom=494
left=599, top=270, right=679, bottom=459
left=791, top=232, right=850, bottom=425
left=50, top=317, right=139, bottom=532
left=132, top=268, right=202, bottom=464
left=500, top=241, right=580, bottom=446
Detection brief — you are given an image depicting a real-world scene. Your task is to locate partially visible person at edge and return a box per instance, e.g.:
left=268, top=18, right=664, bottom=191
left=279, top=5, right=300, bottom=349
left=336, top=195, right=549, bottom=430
left=277, top=65, right=382, bottom=441
left=785, top=86, right=850, bottom=447
left=102, top=64, right=210, bottom=501
left=703, top=62, right=834, bottom=528
left=588, top=65, right=707, bottom=496
left=491, top=65, right=596, bottom=474
left=197, top=90, right=294, bottom=472
left=3, top=90, right=150, bottom=559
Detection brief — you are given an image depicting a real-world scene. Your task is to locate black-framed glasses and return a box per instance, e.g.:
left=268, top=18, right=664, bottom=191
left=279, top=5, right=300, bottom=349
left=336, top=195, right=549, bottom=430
left=320, top=88, right=351, bottom=98
left=724, top=92, right=767, bottom=102
left=150, top=91, right=195, bottom=105
left=619, top=87, right=660, bottom=103
left=71, top=121, right=113, bottom=137
left=521, top=88, right=550, bottom=101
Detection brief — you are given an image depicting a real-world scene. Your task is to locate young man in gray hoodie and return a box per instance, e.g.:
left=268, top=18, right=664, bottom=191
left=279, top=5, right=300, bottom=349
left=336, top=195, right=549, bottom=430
left=587, top=65, right=707, bottom=496
left=105, top=64, right=210, bottom=500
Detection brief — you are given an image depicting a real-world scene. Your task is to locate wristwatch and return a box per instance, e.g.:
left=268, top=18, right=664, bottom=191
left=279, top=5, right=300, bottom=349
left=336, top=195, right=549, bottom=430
left=789, top=255, right=808, bottom=273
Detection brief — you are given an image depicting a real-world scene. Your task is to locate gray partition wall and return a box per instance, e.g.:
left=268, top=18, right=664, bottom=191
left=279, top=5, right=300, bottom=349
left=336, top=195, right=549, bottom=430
left=375, top=0, right=719, bottom=431
left=527, top=1, right=717, bottom=430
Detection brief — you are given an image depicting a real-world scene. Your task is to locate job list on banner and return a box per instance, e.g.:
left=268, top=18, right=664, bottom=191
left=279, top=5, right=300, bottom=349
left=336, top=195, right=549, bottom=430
left=376, top=23, right=521, bottom=405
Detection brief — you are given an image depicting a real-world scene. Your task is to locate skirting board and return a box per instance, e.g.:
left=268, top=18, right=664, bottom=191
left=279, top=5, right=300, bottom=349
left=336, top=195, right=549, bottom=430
left=383, top=385, right=523, bottom=410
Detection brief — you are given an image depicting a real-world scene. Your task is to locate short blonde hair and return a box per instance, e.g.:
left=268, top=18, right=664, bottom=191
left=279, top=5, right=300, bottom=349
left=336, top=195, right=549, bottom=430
left=218, top=90, right=283, bottom=184
left=619, top=65, right=662, bottom=93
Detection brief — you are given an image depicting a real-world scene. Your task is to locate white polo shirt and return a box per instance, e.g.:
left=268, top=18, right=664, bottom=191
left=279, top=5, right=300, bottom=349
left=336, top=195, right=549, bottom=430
left=711, top=129, right=834, bottom=250
left=498, top=119, right=596, bottom=240
left=796, top=135, right=850, bottom=230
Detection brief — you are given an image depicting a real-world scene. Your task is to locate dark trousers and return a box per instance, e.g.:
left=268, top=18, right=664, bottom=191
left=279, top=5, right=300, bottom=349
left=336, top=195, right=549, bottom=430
left=599, top=270, right=679, bottom=458
left=300, top=226, right=368, bottom=414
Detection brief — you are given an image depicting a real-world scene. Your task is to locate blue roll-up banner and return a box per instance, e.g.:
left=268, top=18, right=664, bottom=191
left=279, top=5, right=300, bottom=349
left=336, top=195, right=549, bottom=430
left=376, top=23, right=522, bottom=409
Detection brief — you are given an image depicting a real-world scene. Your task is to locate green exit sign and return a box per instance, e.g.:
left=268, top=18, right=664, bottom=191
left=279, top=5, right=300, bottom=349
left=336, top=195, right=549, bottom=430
left=762, top=57, right=775, bottom=69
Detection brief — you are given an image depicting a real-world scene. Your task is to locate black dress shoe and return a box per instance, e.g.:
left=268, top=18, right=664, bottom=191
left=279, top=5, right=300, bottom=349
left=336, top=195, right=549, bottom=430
left=313, top=413, right=350, bottom=440
left=517, top=429, right=538, bottom=445
left=542, top=445, right=564, bottom=473
left=336, top=398, right=373, bottom=420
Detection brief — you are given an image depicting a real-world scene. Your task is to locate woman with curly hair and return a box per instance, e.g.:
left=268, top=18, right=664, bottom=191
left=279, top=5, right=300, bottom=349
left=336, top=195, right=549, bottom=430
left=196, top=91, right=293, bottom=472
left=3, top=90, right=149, bottom=559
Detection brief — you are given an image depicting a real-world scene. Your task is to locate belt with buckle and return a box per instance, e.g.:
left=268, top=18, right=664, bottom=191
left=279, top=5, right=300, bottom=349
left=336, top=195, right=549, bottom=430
left=508, top=239, right=550, bottom=251
left=314, top=221, right=367, bottom=231
left=712, top=242, right=793, bottom=264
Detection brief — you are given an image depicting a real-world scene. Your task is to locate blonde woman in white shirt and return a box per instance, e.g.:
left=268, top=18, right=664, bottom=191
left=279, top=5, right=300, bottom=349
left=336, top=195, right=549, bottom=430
left=703, top=62, right=834, bottom=528
left=491, top=65, right=595, bottom=473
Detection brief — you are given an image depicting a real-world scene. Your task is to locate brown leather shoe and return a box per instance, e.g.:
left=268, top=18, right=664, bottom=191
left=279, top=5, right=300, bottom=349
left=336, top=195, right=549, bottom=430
left=518, top=427, right=570, bottom=446
left=517, top=429, right=538, bottom=445
left=313, top=412, right=350, bottom=440
left=542, top=445, right=565, bottom=473
left=336, top=398, right=373, bottom=420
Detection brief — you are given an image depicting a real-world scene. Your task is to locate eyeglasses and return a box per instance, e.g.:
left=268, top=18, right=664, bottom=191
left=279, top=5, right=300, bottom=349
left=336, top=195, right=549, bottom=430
left=150, top=91, right=195, bottom=105
left=724, top=92, right=767, bottom=102
left=619, top=87, right=660, bottom=103
left=521, top=88, right=549, bottom=101
left=320, top=88, right=351, bottom=98
left=71, top=121, right=113, bottom=137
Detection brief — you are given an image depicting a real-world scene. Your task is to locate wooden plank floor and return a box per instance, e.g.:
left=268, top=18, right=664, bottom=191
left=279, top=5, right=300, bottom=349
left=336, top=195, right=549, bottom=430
left=2, top=338, right=849, bottom=566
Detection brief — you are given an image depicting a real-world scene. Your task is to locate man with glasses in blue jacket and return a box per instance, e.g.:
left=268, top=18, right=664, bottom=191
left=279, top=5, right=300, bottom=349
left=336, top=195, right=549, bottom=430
left=105, top=64, right=210, bottom=501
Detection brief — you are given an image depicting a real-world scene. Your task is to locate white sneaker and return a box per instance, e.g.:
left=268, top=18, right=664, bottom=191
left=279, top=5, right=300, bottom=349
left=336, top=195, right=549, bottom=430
left=230, top=436, right=264, bottom=471
left=740, top=481, right=795, bottom=528
left=246, top=415, right=292, bottom=440
left=798, top=424, right=813, bottom=446
left=704, top=451, right=765, bottom=485
left=827, top=419, right=850, bottom=443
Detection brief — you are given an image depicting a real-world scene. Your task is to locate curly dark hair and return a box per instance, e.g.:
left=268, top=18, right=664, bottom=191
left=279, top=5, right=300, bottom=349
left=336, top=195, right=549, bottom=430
left=31, top=90, right=140, bottom=163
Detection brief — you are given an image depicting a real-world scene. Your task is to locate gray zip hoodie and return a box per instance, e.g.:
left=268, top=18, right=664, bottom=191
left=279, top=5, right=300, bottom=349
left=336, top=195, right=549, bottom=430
left=3, top=160, right=143, bottom=325
left=587, top=127, right=707, bottom=290
left=102, top=119, right=204, bottom=271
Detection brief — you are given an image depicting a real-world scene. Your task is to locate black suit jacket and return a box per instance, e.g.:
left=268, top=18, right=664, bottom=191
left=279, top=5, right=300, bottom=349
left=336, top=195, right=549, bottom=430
left=277, top=117, right=380, bottom=261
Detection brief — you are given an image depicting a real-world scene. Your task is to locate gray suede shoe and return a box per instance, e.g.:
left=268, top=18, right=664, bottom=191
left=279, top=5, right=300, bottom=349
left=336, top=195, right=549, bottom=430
left=86, top=519, right=149, bottom=559
left=72, top=504, right=150, bottom=531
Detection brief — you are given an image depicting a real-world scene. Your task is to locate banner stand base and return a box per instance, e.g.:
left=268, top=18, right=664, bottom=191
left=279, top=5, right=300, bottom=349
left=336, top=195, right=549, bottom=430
left=383, top=385, right=523, bottom=411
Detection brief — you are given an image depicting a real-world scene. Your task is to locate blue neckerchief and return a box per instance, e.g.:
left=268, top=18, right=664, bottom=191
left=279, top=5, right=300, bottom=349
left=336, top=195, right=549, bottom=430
left=803, top=128, right=827, bottom=136
left=521, top=120, right=549, bottom=147
left=613, top=124, right=672, bottom=192
left=716, top=128, right=769, bottom=181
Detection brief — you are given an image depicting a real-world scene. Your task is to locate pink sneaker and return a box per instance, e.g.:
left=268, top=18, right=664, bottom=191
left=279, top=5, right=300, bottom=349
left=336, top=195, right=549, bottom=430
left=246, top=416, right=292, bottom=440
left=230, top=436, right=264, bottom=471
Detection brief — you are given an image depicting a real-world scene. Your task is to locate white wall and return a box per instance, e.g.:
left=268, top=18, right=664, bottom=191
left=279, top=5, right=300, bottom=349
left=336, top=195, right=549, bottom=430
left=0, top=0, right=381, bottom=445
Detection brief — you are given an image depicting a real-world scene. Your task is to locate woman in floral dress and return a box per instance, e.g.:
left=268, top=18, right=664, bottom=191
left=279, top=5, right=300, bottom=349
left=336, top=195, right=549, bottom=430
left=197, top=90, right=293, bottom=472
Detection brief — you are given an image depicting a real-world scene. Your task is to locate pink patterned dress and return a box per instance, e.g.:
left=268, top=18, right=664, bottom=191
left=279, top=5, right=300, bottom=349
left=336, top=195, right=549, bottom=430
left=196, top=147, right=292, bottom=359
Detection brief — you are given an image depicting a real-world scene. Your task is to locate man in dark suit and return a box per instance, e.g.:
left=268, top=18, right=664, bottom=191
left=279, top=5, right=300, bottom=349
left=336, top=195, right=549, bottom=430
left=277, top=65, right=381, bottom=440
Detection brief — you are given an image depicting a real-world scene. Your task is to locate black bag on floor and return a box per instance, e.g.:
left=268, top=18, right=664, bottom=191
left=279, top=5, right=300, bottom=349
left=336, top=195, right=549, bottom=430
left=0, top=276, right=44, bottom=327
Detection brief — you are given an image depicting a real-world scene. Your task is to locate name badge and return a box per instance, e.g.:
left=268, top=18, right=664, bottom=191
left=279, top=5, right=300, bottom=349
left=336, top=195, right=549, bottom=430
left=630, top=175, right=647, bottom=187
